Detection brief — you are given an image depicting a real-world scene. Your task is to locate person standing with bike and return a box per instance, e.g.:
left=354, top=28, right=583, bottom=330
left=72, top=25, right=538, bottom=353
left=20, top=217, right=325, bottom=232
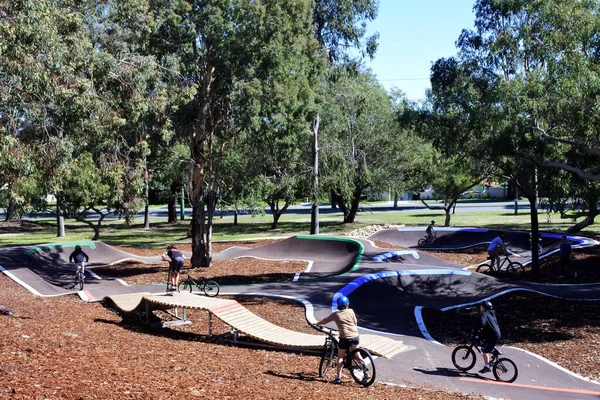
left=162, top=244, right=185, bottom=291
left=476, top=301, right=501, bottom=374
left=69, top=245, right=89, bottom=282
left=316, top=296, right=361, bottom=384
left=487, top=233, right=505, bottom=271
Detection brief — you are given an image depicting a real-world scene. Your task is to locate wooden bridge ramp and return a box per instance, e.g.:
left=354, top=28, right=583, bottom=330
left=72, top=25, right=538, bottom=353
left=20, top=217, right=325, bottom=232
left=106, top=292, right=408, bottom=359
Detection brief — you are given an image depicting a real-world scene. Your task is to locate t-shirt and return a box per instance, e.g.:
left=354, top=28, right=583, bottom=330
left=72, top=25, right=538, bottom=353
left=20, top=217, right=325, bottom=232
left=480, top=309, right=501, bottom=340
left=316, top=308, right=359, bottom=339
left=560, top=242, right=572, bottom=258
left=167, top=249, right=184, bottom=261
left=426, top=224, right=435, bottom=234
left=69, top=249, right=89, bottom=263
left=487, top=237, right=503, bottom=252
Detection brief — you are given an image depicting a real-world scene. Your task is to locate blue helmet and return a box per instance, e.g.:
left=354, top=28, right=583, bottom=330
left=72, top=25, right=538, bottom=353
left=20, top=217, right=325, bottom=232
left=337, top=296, right=349, bottom=308
left=481, top=301, right=493, bottom=310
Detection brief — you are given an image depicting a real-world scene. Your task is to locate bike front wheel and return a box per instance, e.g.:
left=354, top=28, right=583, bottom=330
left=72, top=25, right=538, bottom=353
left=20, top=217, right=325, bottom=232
left=202, top=280, right=220, bottom=297
left=506, top=261, right=524, bottom=279
left=77, top=272, right=84, bottom=291
left=318, top=341, right=335, bottom=378
left=418, top=238, right=427, bottom=248
left=178, top=280, right=193, bottom=293
left=493, top=357, right=518, bottom=383
left=451, top=345, right=476, bottom=371
left=476, top=264, right=494, bottom=275
left=348, top=348, right=376, bottom=387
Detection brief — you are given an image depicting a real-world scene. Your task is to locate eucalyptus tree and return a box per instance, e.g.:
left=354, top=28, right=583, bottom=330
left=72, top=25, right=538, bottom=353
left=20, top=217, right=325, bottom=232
left=146, top=0, right=324, bottom=268
left=318, top=69, right=395, bottom=223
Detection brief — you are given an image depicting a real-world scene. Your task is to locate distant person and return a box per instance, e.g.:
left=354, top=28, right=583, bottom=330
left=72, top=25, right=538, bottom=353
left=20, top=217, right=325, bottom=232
left=316, top=296, right=362, bottom=384
left=487, top=233, right=505, bottom=270
left=69, top=245, right=89, bottom=281
left=426, top=220, right=436, bottom=242
left=529, top=233, right=543, bottom=254
left=560, top=235, right=573, bottom=277
left=162, top=244, right=185, bottom=291
left=476, top=301, right=501, bottom=374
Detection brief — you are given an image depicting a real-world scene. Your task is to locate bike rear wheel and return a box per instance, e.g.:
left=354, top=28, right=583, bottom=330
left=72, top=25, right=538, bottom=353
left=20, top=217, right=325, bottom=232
left=178, top=280, right=193, bottom=293
left=318, top=341, right=335, bottom=378
left=417, top=238, right=427, bottom=248
left=493, top=357, right=518, bottom=383
left=476, top=264, right=494, bottom=275
left=202, top=280, right=220, bottom=297
left=348, top=348, right=376, bottom=387
left=451, top=345, right=476, bottom=371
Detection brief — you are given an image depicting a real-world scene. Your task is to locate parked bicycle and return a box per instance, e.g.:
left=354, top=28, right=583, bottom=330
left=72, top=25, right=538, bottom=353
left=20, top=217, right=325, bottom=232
left=418, top=232, right=439, bottom=248
left=451, top=335, right=518, bottom=383
left=311, top=324, right=376, bottom=387
left=177, top=274, right=220, bottom=297
left=476, top=253, right=525, bottom=278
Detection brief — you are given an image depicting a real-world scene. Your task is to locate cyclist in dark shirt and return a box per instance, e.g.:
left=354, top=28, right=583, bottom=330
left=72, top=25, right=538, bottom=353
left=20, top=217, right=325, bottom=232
left=69, top=245, right=89, bottom=281
left=426, top=220, right=436, bottom=241
left=477, top=301, right=501, bottom=374
left=162, top=244, right=185, bottom=291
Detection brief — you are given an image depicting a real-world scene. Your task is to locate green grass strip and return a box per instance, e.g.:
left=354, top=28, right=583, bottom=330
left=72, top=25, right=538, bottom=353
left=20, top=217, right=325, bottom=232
left=24, top=241, right=97, bottom=255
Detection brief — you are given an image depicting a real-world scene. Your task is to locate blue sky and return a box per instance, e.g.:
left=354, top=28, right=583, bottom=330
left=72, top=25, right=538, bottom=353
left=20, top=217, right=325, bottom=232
left=363, top=0, right=477, bottom=101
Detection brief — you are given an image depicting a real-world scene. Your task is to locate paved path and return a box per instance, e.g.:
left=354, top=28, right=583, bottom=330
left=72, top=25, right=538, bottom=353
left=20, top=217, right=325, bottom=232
left=1, top=229, right=599, bottom=399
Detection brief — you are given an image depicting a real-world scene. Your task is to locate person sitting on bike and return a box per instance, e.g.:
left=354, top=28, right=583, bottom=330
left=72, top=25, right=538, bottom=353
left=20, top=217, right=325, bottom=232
left=487, top=233, right=505, bottom=270
left=316, top=295, right=361, bottom=384
left=162, top=244, right=185, bottom=291
left=426, top=220, right=436, bottom=242
left=69, top=245, right=89, bottom=281
left=476, top=300, right=501, bottom=374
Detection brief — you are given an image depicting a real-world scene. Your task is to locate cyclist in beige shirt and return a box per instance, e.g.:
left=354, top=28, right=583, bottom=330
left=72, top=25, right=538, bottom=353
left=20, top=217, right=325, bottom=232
left=316, top=296, right=360, bottom=384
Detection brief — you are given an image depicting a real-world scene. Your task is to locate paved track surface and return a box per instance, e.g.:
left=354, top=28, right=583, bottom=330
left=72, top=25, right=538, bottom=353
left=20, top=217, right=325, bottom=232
left=1, top=229, right=600, bottom=399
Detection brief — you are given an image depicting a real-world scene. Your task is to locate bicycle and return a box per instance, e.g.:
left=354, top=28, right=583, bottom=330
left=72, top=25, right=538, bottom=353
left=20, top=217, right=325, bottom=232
left=178, top=274, right=220, bottom=296
left=451, top=335, right=518, bottom=383
left=476, top=253, right=525, bottom=278
left=311, top=324, right=376, bottom=387
left=418, top=233, right=439, bottom=248
left=75, top=265, right=85, bottom=291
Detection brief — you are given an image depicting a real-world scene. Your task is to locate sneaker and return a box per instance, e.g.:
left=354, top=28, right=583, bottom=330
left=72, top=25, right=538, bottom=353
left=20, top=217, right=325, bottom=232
left=331, top=378, right=341, bottom=384
left=362, top=372, right=370, bottom=382
left=479, top=366, right=491, bottom=373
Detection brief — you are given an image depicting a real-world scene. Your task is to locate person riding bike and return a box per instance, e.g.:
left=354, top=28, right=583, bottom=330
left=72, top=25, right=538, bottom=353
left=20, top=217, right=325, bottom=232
left=476, top=300, right=501, bottom=373
left=316, top=296, right=362, bottom=384
left=487, top=233, right=505, bottom=271
left=69, top=245, right=89, bottom=281
left=426, top=220, right=436, bottom=242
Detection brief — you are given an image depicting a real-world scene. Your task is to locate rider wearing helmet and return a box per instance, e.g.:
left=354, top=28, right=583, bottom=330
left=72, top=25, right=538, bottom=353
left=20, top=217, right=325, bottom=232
left=426, top=220, right=436, bottom=241
left=316, top=295, right=361, bottom=384
left=477, top=300, right=502, bottom=374
left=69, top=245, right=89, bottom=281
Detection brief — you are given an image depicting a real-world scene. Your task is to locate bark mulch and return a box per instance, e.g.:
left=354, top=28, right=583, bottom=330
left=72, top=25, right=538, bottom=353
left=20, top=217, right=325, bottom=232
left=1, top=236, right=599, bottom=399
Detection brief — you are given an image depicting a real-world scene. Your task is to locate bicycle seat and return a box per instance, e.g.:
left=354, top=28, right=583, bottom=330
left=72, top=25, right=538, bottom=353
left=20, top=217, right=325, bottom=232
left=492, top=348, right=502, bottom=356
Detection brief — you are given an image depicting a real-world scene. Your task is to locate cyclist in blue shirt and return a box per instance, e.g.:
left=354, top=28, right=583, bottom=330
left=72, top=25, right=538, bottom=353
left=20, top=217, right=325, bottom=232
left=487, top=233, right=505, bottom=270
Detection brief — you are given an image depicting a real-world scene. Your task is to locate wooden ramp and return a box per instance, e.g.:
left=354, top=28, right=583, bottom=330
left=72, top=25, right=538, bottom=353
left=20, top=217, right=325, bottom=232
left=106, top=292, right=408, bottom=359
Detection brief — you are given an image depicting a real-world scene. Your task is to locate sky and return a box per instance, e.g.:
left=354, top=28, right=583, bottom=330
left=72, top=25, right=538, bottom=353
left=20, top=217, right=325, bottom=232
left=363, top=0, right=477, bottom=101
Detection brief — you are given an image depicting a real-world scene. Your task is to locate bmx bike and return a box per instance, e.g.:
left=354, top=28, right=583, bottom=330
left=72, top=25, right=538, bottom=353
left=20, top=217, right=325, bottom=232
left=311, top=324, right=376, bottom=387
left=451, top=335, right=518, bottom=383
left=418, top=233, right=439, bottom=248
left=476, top=253, right=525, bottom=278
left=75, top=265, right=85, bottom=291
left=178, top=274, right=220, bottom=296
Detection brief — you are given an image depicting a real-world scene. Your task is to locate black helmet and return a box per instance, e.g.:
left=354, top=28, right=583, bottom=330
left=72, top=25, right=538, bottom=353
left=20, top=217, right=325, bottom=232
left=481, top=301, right=493, bottom=310
left=431, top=220, right=435, bottom=224
left=75, top=245, right=82, bottom=251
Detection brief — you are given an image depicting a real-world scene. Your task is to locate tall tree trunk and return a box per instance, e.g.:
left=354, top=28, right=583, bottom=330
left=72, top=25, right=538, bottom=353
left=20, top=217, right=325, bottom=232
left=310, top=115, right=320, bottom=235
left=344, top=187, right=362, bottom=223
left=5, top=198, right=22, bottom=222
left=167, top=197, right=177, bottom=223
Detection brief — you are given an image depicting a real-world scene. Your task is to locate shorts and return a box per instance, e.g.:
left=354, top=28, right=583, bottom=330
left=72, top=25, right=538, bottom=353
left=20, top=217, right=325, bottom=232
left=170, top=257, right=185, bottom=273
left=482, top=337, right=499, bottom=353
left=339, top=336, right=360, bottom=350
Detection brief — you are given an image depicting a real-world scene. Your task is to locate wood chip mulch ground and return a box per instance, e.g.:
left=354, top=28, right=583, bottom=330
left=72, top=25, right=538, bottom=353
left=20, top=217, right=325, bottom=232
left=1, top=235, right=599, bottom=399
